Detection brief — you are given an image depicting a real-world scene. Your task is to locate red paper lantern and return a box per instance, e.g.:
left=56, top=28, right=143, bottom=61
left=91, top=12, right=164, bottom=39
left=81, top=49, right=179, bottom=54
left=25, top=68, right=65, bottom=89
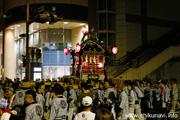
left=76, top=44, right=81, bottom=52
left=83, top=61, right=87, bottom=67
left=98, top=62, right=103, bottom=68
left=112, top=46, right=118, bottom=54
left=82, top=26, right=88, bottom=34
left=64, top=47, right=69, bottom=55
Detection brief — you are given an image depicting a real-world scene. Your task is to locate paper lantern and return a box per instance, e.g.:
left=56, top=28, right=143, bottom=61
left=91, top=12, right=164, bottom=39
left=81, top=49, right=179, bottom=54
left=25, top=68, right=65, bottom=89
left=112, top=46, right=118, bottom=54
left=64, top=47, right=69, bottom=55
left=76, top=44, right=81, bottom=52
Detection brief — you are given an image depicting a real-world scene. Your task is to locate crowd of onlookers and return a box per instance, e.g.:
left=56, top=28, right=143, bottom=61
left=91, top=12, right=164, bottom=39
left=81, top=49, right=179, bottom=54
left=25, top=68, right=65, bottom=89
left=0, top=77, right=180, bottom=120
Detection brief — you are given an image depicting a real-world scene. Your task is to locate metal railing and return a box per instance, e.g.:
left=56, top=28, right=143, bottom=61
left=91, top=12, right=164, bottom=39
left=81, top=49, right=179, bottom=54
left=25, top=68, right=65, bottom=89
left=108, top=25, right=180, bottom=77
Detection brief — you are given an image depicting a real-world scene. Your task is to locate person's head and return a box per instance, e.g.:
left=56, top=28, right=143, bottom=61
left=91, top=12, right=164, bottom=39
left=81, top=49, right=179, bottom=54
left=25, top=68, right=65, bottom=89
left=53, top=83, right=64, bottom=95
left=160, top=80, right=167, bottom=88
left=8, top=81, right=14, bottom=87
left=81, top=82, right=88, bottom=91
left=68, top=84, right=74, bottom=90
left=140, top=81, right=144, bottom=87
left=99, top=82, right=104, bottom=90
left=91, top=80, right=95, bottom=86
left=95, top=80, right=100, bottom=89
left=136, top=80, right=140, bottom=86
left=124, top=80, right=128, bottom=86
left=5, top=87, right=14, bottom=98
left=127, top=82, right=133, bottom=91
left=35, top=82, right=44, bottom=93
left=81, top=96, right=93, bottom=110
left=104, top=81, right=110, bottom=89
left=45, top=85, right=50, bottom=92
left=146, top=81, right=151, bottom=88
left=95, top=108, right=115, bottom=120
left=25, top=89, right=36, bottom=104
left=133, top=81, right=138, bottom=86
left=116, top=85, right=123, bottom=93
left=155, top=82, right=160, bottom=88
left=170, top=78, right=177, bottom=85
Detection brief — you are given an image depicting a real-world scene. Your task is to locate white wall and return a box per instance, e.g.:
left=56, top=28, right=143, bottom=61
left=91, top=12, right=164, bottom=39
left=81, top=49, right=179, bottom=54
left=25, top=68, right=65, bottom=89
left=4, top=29, right=16, bottom=80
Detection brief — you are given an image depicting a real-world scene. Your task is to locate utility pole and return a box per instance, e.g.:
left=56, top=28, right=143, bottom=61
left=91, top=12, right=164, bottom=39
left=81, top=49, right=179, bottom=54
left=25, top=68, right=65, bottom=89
left=25, top=0, right=30, bottom=81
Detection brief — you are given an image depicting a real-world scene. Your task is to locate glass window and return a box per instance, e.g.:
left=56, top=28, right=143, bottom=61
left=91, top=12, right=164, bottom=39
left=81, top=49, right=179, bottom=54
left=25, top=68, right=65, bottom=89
left=23, top=38, right=26, bottom=54
left=40, top=30, right=49, bottom=51
left=99, top=13, right=107, bottom=30
left=107, top=0, right=115, bottom=11
left=108, top=13, right=115, bottom=30
left=29, top=34, right=33, bottom=47
left=49, top=29, right=63, bottom=51
left=65, top=29, right=72, bottom=49
left=34, top=32, right=39, bottom=47
left=19, top=38, right=24, bottom=55
left=43, top=66, right=50, bottom=79
left=99, top=0, right=106, bottom=10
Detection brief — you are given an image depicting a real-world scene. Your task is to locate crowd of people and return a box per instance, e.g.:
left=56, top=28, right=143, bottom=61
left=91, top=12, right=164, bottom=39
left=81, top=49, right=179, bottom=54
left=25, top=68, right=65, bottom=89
left=0, top=77, right=179, bottom=120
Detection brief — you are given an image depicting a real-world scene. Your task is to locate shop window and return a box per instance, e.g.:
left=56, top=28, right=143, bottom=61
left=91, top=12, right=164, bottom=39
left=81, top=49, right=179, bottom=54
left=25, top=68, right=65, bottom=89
left=40, top=30, right=49, bottom=51
left=50, top=29, right=63, bottom=51
left=34, top=32, right=39, bottom=47
left=29, top=34, right=33, bottom=47
left=65, top=29, right=72, bottom=49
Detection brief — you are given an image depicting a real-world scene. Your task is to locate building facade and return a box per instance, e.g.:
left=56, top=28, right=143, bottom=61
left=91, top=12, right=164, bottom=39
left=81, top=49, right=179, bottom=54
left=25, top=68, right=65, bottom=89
left=0, top=0, right=88, bottom=80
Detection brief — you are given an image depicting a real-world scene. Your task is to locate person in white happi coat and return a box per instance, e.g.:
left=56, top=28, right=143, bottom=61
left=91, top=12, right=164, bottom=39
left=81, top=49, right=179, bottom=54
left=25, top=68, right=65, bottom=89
left=116, top=85, right=129, bottom=120
left=155, top=81, right=161, bottom=113
left=5, top=87, right=16, bottom=110
left=49, top=83, right=68, bottom=120
left=35, top=82, right=45, bottom=107
left=123, top=81, right=129, bottom=96
left=159, top=80, right=170, bottom=118
left=98, top=82, right=104, bottom=107
left=74, top=96, right=95, bottom=120
left=133, top=81, right=144, bottom=120
left=67, top=84, right=77, bottom=120
left=103, top=81, right=116, bottom=119
left=13, top=88, right=25, bottom=106
left=24, top=89, right=43, bottom=120
left=127, top=82, right=135, bottom=120
left=170, top=78, right=180, bottom=112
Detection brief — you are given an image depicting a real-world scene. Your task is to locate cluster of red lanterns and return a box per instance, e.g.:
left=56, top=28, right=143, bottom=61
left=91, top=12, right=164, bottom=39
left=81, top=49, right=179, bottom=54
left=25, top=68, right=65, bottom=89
left=64, top=44, right=81, bottom=55
left=65, top=46, right=118, bottom=55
